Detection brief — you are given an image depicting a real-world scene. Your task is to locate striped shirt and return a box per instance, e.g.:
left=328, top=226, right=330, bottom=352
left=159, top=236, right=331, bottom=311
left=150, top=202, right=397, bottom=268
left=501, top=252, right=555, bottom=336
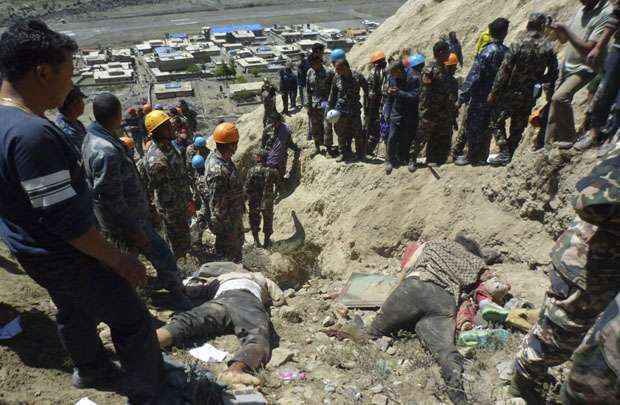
left=0, top=106, right=94, bottom=260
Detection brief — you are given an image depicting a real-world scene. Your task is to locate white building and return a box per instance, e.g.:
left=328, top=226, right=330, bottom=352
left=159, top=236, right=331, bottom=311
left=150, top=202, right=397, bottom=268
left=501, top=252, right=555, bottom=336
left=94, top=68, right=134, bottom=84
left=154, top=82, right=194, bottom=99
left=110, top=48, right=134, bottom=63
left=236, top=57, right=268, bottom=74
left=83, top=51, right=107, bottom=66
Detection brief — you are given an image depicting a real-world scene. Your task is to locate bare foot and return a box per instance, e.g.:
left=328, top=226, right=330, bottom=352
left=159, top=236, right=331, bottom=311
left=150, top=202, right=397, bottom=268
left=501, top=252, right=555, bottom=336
left=218, top=368, right=261, bottom=387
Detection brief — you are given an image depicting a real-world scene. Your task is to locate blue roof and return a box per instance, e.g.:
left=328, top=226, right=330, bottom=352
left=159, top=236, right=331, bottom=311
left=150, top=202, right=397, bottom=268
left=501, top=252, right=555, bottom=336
left=169, top=32, right=188, bottom=39
left=154, top=46, right=176, bottom=57
left=212, top=24, right=263, bottom=34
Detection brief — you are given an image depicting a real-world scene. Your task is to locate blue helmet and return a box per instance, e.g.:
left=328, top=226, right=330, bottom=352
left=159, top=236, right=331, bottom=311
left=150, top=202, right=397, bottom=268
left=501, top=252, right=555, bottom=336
left=191, top=155, right=205, bottom=170
left=194, top=136, right=206, bottom=148
left=330, top=48, right=346, bottom=63
left=409, top=54, right=426, bottom=68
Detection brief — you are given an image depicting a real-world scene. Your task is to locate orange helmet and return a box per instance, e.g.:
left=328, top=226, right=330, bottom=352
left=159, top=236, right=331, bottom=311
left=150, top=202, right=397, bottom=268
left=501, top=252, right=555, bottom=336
left=142, top=103, right=152, bottom=114
left=370, top=51, right=386, bottom=64
left=445, top=53, right=459, bottom=66
left=529, top=109, right=542, bottom=127
left=120, top=136, right=135, bottom=150
left=213, top=122, right=239, bottom=144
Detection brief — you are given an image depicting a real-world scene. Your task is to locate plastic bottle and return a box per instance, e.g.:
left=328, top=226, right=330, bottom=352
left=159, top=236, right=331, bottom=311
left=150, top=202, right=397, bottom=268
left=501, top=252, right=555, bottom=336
left=278, top=371, right=306, bottom=382
left=457, top=329, right=510, bottom=348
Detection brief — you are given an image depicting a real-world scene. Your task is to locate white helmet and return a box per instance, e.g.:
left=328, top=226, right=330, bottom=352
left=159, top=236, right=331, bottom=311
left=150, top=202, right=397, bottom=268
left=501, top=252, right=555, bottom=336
left=326, top=109, right=341, bottom=124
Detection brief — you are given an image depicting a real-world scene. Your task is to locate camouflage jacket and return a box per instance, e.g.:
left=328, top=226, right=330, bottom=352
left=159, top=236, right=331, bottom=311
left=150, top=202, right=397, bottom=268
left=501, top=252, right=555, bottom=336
left=203, top=150, right=245, bottom=235
left=245, top=164, right=279, bottom=210
left=261, top=85, right=277, bottom=116
left=328, top=69, right=369, bottom=115
left=550, top=142, right=619, bottom=291
left=367, top=67, right=387, bottom=113
left=185, top=144, right=210, bottom=175
left=145, top=139, right=191, bottom=218
left=489, top=31, right=558, bottom=101
left=306, top=65, right=333, bottom=108
left=420, top=61, right=459, bottom=123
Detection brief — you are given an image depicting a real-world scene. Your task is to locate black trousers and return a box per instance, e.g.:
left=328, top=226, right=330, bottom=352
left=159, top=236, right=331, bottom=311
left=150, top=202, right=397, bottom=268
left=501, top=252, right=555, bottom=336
left=164, top=289, right=274, bottom=370
left=17, top=253, right=163, bottom=403
left=369, top=278, right=466, bottom=405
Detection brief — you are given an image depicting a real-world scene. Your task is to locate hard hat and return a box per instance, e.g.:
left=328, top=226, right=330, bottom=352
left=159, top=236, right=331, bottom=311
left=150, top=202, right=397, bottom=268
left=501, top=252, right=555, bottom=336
left=191, top=154, right=205, bottom=170
left=370, top=51, right=386, bottom=64
left=145, top=110, right=171, bottom=134
left=325, top=109, right=341, bottom=124
left=409, top=54, right=426, bottom=68
left=194, top=136, right=206, bottom=148
left=330, top=48, right=346, bottom=63
left=154, top=104, right=163, bottom=110
left=529, top=109, right=542, bottom=127
left=142, top=104, right=152, bottom=114
left=445, top=53, right=459, bottom=66
left=120, top=136, right=135, bottom=150
left=213, top=122, right=239, bottom=144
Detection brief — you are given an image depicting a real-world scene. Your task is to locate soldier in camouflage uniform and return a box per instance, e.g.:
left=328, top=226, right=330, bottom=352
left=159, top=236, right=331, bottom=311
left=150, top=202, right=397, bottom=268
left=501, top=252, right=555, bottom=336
left=366, top=52, right=388, bottom=156
left=261, top=79, right=277, bottom=128
left=203, top=122, right=245, bottom=263
left=509, top=140, right=620, bottom=403
left=145, top=112, right=193, bottom=259
left=185, top=135, right=210, bottom=177
left=415, top=40, right=458, bottom=166
left=306, top=54, right=333, bottom=156
left=245, top=151, right=279, bottom=248
left=487, top=13, right=559, bottom=166
left=561, top=291, right=620, bottom=404
left=328, top=59, right=369, bottom=162
left=453, top=18, right=510, bottom=166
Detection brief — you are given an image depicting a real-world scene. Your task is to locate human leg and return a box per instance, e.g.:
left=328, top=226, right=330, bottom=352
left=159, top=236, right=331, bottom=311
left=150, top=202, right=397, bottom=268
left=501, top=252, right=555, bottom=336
left=369, top=278, right=425, bottom=338
left=141, top=221, right=182, bottom=291
left=161, top=211, right=191, bottom=259
left=545, top=73, right=592, bottom=145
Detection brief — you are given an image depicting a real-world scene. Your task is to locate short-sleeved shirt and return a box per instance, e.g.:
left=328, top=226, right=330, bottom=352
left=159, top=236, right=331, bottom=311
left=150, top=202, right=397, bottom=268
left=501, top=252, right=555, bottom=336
left=0, top=106, right=94, bottom=261
left=563, top=0, right=613, bottom=75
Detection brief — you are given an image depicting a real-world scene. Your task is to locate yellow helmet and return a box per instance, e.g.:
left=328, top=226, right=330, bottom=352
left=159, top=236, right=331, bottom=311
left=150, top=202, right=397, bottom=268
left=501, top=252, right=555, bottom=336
left=145, top=110, right=171, bottom=134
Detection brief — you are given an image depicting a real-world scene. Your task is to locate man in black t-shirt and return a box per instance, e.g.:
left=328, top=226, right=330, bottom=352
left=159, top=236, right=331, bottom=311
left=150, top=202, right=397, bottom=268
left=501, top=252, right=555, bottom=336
left=0, top=18, right=163, bottom=403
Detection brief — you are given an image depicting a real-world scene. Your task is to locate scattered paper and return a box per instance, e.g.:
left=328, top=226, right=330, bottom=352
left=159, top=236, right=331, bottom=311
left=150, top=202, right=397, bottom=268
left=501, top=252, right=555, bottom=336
left=189, top=343, right=229, bottom=363
left=0, top=316, right=22, bottom=340
left=76, top=398, right=97, bottom=405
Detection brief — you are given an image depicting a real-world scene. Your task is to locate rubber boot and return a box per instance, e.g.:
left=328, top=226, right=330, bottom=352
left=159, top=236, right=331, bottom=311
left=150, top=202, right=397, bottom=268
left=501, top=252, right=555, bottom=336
left=507, top=371, right=545, bottom=405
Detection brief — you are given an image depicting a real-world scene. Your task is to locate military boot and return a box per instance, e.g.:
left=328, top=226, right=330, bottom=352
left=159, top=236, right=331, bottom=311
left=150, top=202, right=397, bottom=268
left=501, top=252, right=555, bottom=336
left=252, top=231, right=261, bottom=248
left=507, top=372, right=545, bottom=405
left=72, top=360, right=123, bottom=389
left=312, top=140, right=322, bottom=156
left=385, top=162, right=394, bottom=175
left=263, top=233, right=272, bottom=248
left=454, top=155, right=469, bottom=166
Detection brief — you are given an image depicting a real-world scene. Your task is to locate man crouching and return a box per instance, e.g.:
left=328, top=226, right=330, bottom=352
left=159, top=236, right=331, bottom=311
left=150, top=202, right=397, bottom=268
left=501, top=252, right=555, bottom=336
left=155, top=262, right=285, bottom=387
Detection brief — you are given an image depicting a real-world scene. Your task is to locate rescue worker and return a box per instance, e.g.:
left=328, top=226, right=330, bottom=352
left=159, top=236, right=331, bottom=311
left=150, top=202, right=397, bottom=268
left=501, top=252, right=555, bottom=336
left=366, top=51, right=388, bottom=157
left=261, top=112, right=300, bottom=188
left=185, top=135, right=210, bottom=176
left=545, top=0, right=613, bottom=147
left=261, top=78, right=277, bottom=128
left=82, top=93, right=192, bottom=310
left=177, top=99, right=197, bottom=134
left=279, top=62, right=298, bottom=115
left=156, top=261, right=285, bottom=388
left=306, top=54, right=333, bottom=155
left=509, top=141, right=619, bottom=403
left=487, top=13, right=559, bottom=166
left=245, top=151, right=279, bottom=248
left=203, top=122, right=245, bottom=263
left=144, top=110, right=193, bottom=259
left=328, top=58, right=369, bottom=162
left=577, top=0, right=620, bottom=150
left=0, top=18, right=163, bottom=402
left=55, top=85, right=87, bottom=157
left=561, top=291, right=620, bottom=403
left=383, top=60, right=420, bottom=174
left=369, top=239, right=511, bottom=405
left=415, top=41, right=458, bottom=167
left=322, top=49, right=346, bottom=158
left=453, top=18, right=510, bottom=166
left=136, top=104, right=150, bottom=156
left=446, top=31, right=464, bottom=67
left=122, top=107, right=144, bottom=157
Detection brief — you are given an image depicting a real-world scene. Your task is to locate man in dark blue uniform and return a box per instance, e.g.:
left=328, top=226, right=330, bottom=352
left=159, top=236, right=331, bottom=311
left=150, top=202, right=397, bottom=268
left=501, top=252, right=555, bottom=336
left=0, top=18, right=163, bottom=403
left=55, top=85, right=87, bottom=157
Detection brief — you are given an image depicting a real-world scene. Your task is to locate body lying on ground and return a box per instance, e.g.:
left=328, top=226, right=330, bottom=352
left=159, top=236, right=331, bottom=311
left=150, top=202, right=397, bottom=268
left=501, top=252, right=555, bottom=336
left=367, top=239, right=509, bottom=405
left=156, top=262, right=285, bottom=388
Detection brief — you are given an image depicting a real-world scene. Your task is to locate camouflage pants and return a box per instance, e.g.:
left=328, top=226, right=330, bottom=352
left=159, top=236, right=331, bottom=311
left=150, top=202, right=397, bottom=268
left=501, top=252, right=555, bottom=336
left=248, top=197, right=274, bottom=237
left=561, top=292, right=620, bottom=404
left=324, top=120, right=334, bottom=148
left=490, top=96, right=533, bottom=156
left=161, top=210, right=191, bottom=259
left=452, top=104, right=469, bottom=157
left=454, top=101, right=494, bottom=163
left=416, top=118, right=453, bottom=164
left=334, top=113, right=365, bottom=157
left=308, top=107, right=325, bottom=145
left=366, top=105, right=382, bottom=155
left=514, top=266, right=619, bottom=386
left=213, top=217, right=244, bottom=263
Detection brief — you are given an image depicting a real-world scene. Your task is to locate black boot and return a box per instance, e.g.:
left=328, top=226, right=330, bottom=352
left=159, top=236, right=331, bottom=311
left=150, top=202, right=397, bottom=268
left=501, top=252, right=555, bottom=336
left=72, top=360, right=123, bottom=389
left=263, top=233, right=272, bottom=248
left=252, top=231, right=262, bottom=248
